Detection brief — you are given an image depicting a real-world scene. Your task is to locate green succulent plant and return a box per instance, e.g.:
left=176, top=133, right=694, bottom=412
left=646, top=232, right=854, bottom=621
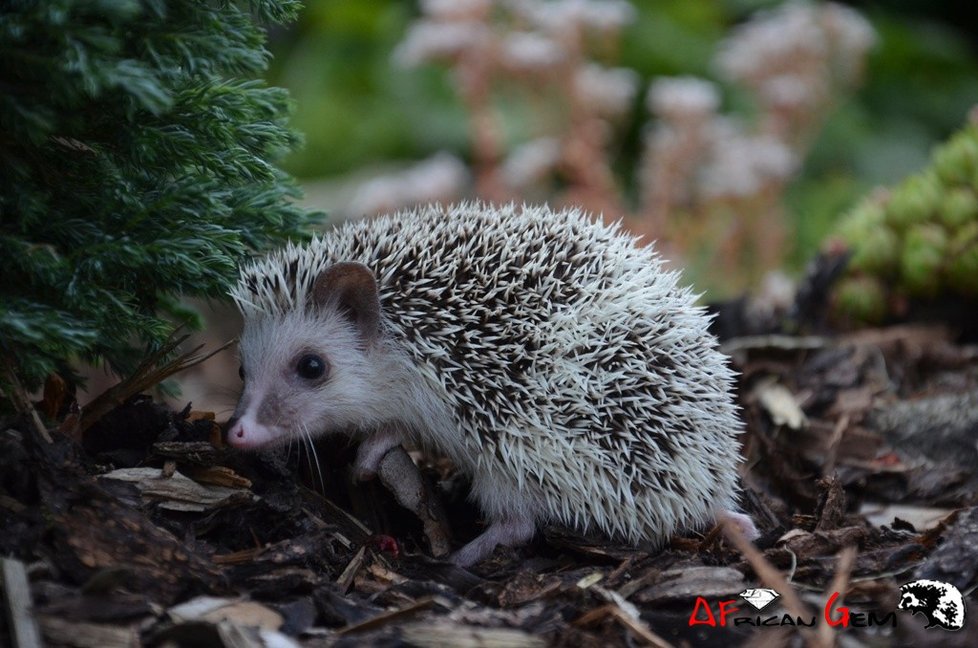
left=831, top=120, right=978, bottom=323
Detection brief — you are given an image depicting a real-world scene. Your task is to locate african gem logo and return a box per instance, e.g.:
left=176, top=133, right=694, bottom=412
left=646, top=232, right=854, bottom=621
left=898, top=580, right=966, bottom=631
left=687, top=579, right=969, bottom=632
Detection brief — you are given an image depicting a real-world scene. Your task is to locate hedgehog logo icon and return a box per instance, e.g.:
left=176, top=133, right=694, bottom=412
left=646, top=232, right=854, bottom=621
left=898, top=579, right=966, bottom=630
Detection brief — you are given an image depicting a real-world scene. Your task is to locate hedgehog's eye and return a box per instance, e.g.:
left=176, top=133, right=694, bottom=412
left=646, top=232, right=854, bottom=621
left=296, top=354, right=327, bottom=381
left=238, top=365, right=245, bottom=381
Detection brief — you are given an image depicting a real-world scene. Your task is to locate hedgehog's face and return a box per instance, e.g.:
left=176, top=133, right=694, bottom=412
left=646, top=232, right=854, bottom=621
left=899, top=590, right=924, bottom=610
left=227, top=262, right=382, bottom=449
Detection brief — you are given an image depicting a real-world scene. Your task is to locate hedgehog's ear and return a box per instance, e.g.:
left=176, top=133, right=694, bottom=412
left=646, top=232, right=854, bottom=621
left=313, top=262, right=380, bottom=342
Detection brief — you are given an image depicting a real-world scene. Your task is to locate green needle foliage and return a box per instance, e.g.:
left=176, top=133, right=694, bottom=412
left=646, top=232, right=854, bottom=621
left=0, top=0, right=314, bottom=397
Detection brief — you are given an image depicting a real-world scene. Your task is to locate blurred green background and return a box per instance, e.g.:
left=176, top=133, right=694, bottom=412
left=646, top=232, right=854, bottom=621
left=264, top=0, right=978, bottom=272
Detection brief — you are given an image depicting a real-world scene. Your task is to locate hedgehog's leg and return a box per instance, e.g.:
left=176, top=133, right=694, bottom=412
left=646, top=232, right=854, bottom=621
left=720, top=510, right=760, bottom=541
left=452, top=515, right=536, bottom=567
left=353, top=427, right=402, bottom=481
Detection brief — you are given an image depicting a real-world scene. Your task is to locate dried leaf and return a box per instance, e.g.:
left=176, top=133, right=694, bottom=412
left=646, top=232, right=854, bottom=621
left=755, top=380, right=808, bottom=429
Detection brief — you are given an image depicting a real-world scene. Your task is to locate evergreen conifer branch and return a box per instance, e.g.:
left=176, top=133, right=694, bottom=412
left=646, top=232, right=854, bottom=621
left=0, top=0, right=314, bottom=401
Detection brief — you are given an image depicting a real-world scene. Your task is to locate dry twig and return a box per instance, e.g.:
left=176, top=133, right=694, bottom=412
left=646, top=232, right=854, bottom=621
left=77, top=332, right=234, bottom=435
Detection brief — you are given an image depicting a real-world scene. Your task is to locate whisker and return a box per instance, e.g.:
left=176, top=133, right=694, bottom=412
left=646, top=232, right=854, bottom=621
left=210, top=385, right=244, bottom=399
left=306, top=425, right=326, bottom=497
left=299, top=430, right=314, bottom=490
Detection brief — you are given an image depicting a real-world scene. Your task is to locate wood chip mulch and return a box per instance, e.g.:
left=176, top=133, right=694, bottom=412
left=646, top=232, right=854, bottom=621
left=3, top=319, right=978, bottom=647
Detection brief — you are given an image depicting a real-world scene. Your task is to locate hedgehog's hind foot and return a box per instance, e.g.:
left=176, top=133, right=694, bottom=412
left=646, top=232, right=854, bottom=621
left=452, top=515, right=536, bottom=567
left=719, top=509, right=760, bottom=541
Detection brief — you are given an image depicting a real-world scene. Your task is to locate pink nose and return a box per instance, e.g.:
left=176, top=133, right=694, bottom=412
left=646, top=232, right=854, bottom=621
left=227, top=421, right=247, bottom=446
left=225, top=417, right=275, bottom=449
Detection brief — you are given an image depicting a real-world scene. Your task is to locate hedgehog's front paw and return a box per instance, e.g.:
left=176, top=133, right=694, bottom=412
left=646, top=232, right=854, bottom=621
left=354, top=429, right=402, bottom=481
left=354, top=465, right=377, bottom=482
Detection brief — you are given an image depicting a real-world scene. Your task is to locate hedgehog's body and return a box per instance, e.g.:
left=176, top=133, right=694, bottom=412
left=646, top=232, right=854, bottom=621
left=229, top=203, right=752, bottom=565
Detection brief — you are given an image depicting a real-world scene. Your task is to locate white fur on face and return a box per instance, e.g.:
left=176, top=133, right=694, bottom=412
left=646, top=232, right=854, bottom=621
left=230, top=308, right=379, bottom=449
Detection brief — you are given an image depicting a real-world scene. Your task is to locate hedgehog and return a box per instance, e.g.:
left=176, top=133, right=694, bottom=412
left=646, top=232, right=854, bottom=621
left=227, top=202, right=756, bottom=565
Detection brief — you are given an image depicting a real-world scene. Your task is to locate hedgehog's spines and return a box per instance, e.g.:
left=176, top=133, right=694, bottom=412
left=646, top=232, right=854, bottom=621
left=233, top=202, right=744, bottom=545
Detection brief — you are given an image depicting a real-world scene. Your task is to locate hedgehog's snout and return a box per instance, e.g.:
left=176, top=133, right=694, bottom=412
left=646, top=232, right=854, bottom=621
left=226, top=407, right=282, bottom=449
left=899, top=592, right=920, bottom=608
left=226, top=416, right=251, bottom=448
